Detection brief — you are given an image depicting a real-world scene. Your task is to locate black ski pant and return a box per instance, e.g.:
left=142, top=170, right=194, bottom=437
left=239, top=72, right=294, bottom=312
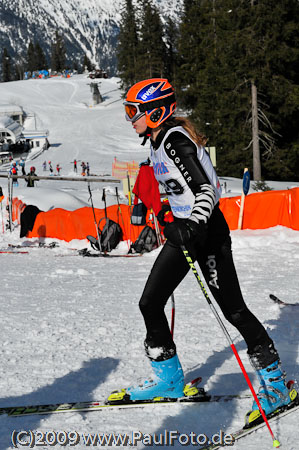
left=139, top=206, right=276, bottom=367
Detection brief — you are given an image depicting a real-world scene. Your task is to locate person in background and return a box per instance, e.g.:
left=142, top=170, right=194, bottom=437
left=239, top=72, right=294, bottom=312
left=86, top=162, right=90, bottom=176
left=49, top=161, right=53, bottom=175
left=10, top=162, right=18, bottom=186
left=121, top=78, right=294, bottom=422
left=74, top=159, right=77, bottom=173
left=81, top=161, right=86, bottom=176
left=42, top=161, right=47, bottom=171
left=25, top=166, right=37, bottom=187
left=19, top=158, right=26, bottom=176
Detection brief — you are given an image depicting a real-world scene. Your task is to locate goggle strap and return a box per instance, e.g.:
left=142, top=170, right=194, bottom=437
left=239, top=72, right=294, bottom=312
left=139, top=94, right=176, bottom=113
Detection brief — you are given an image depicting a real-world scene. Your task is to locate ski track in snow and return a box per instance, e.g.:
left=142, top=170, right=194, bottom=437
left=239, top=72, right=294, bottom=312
left=0, top=75, right=298, bottom=449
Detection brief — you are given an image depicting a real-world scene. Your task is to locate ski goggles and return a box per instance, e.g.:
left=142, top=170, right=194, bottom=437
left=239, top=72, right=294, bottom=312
left=124, top=95, right=176, bottom=122
left=124, top=102, right=145, bottom=122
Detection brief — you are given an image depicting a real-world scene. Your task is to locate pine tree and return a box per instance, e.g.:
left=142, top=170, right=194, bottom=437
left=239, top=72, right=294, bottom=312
left=176, top=0, right=209, bottom=111
left=35, top=43, right=47, bottom=70
left=51, top=31, right=66, bottom=72
left=15, top=61, right=26, bottom=80
left=26, top=41, right=47, bottom=73
left=117, top=0, right=140, bottom=91
left=136, top=0, right=167, bottom=79
left=83, top=54, right=93, bottom=72
left=1, top=48, right=12, bottom=82
left=26, top=41, right=37, bottom=73
left=164, top=17, right=179, bottom=83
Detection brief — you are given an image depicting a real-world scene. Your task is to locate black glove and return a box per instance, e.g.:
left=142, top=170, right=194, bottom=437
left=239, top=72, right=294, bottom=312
left=157, top=203, right=172, bottom=226
left=164, top=219, right=206, bottom=247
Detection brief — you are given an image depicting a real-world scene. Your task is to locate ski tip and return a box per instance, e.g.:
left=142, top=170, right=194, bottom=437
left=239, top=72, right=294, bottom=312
left=273, top=439, right=281, bottom=448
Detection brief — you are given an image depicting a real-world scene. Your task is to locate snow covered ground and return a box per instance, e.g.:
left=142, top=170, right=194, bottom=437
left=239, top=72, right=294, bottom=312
left=0, top=75, right=298, bottom=449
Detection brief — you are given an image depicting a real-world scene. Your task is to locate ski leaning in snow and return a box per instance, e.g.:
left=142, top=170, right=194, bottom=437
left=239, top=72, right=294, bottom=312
left=269, top=294, right=299, bottom=306
left=201, top=390, right=299, bottom=450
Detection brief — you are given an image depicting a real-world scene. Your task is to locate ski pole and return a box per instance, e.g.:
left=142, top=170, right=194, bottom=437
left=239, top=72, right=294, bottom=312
left=181, top=245, right=281, bottom=449
left=116, top=187, right=129, bottom=251
left=0, top=187, right=4, bottom=234
left=152, top=210, right=163, bottom=247
left=170, top=293, right=175, bottom=337
left=87, top=182, right=101, bottom=251
left=8, top=173, right=13, bottom=232
left=102, top=188, right=111, bottom=252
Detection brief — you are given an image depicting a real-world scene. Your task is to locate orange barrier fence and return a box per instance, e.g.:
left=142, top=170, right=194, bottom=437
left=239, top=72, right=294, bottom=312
left=11, top=187, right=299, bottom=242
left=219, top=187, right=299, bottom=231
left=12, top=198, right=145, bottom=243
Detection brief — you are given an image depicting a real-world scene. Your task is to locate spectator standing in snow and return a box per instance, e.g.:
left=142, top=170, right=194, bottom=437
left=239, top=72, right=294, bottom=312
left=10, top=162, right=18, bottom=186
left=25, top=166, right=38, bottom=187
left=81, top=161, right=86, bottom=176
left=19, top=158, right=26, bottom=176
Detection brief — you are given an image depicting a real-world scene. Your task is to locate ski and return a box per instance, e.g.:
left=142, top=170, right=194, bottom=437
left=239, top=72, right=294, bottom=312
left=78, top=248, right=142, bottom=258
left=269, top=294, right=299, bottom=306
left=0, top=394, right=252, bottom=418
left=201, top=395, right=299, bottom=450
left=0, top=250, right=29, bottom=254
left=0, top=388, right=255, bottom=418
left=8, top=242, right=59, bottom=249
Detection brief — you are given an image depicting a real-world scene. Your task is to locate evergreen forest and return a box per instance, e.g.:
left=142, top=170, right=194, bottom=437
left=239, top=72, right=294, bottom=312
left=117, top=0, right=299, bottom=181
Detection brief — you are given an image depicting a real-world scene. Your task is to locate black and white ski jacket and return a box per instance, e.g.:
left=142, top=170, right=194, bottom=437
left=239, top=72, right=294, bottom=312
left=150, top=125, right=222, bottom=226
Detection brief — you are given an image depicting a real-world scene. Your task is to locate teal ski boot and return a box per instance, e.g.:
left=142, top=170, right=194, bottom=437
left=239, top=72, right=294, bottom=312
left=127, top=354, right=185, bottom=401
left=246, top=359, right=294, bottom=426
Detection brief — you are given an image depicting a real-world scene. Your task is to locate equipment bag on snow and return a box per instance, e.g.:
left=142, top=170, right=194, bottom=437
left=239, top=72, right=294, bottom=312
left=87, top=218, right=122, bottom=252
left=87, top=187, right=122, bottom=253
left=97, top=217, right=122, bottom=252
left=130, top=226, right=157, bottom=254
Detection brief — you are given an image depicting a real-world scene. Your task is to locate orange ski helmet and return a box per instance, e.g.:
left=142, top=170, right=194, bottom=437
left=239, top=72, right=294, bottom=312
left=124, top=78, right=176, bottom=128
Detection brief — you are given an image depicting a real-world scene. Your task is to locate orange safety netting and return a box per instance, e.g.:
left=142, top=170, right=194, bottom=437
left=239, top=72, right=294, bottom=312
left=219, top=187, right=299, bottom=231
left=26, top=205, right=146, bottom=243
left=10, top=187, right=299, bottom=243
left=112, top=157, right=139, bottom=179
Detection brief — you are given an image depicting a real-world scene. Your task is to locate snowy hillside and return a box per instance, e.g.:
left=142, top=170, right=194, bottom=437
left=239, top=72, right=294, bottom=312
left=0, top=0, right=183, bottom=74
left=0, top=75, right=298, bottom=450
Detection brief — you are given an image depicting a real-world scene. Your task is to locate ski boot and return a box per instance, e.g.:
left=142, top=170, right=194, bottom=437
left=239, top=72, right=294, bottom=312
left=245, top=359, right=297, bottom=426
left=127, top=354, right=185, bottom=401
left=106, top=354, right=186, bottom=404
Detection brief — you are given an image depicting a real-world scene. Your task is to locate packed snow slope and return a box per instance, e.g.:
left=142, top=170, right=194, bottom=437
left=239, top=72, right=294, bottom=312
left=0, top=75, right=298, bottom=449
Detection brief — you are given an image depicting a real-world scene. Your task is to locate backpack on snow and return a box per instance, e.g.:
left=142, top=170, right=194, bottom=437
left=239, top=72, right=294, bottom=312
left=87, top=187, right=123, bottom=253
left=130, top=226, right=157, bottom=254
left=87, top=218, right=122, bottom=252
left=98, top=217, right=122, bottom=252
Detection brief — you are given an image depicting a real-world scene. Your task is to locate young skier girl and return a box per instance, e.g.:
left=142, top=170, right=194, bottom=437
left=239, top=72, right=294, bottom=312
left=122, top=78, right=292, bottom=418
